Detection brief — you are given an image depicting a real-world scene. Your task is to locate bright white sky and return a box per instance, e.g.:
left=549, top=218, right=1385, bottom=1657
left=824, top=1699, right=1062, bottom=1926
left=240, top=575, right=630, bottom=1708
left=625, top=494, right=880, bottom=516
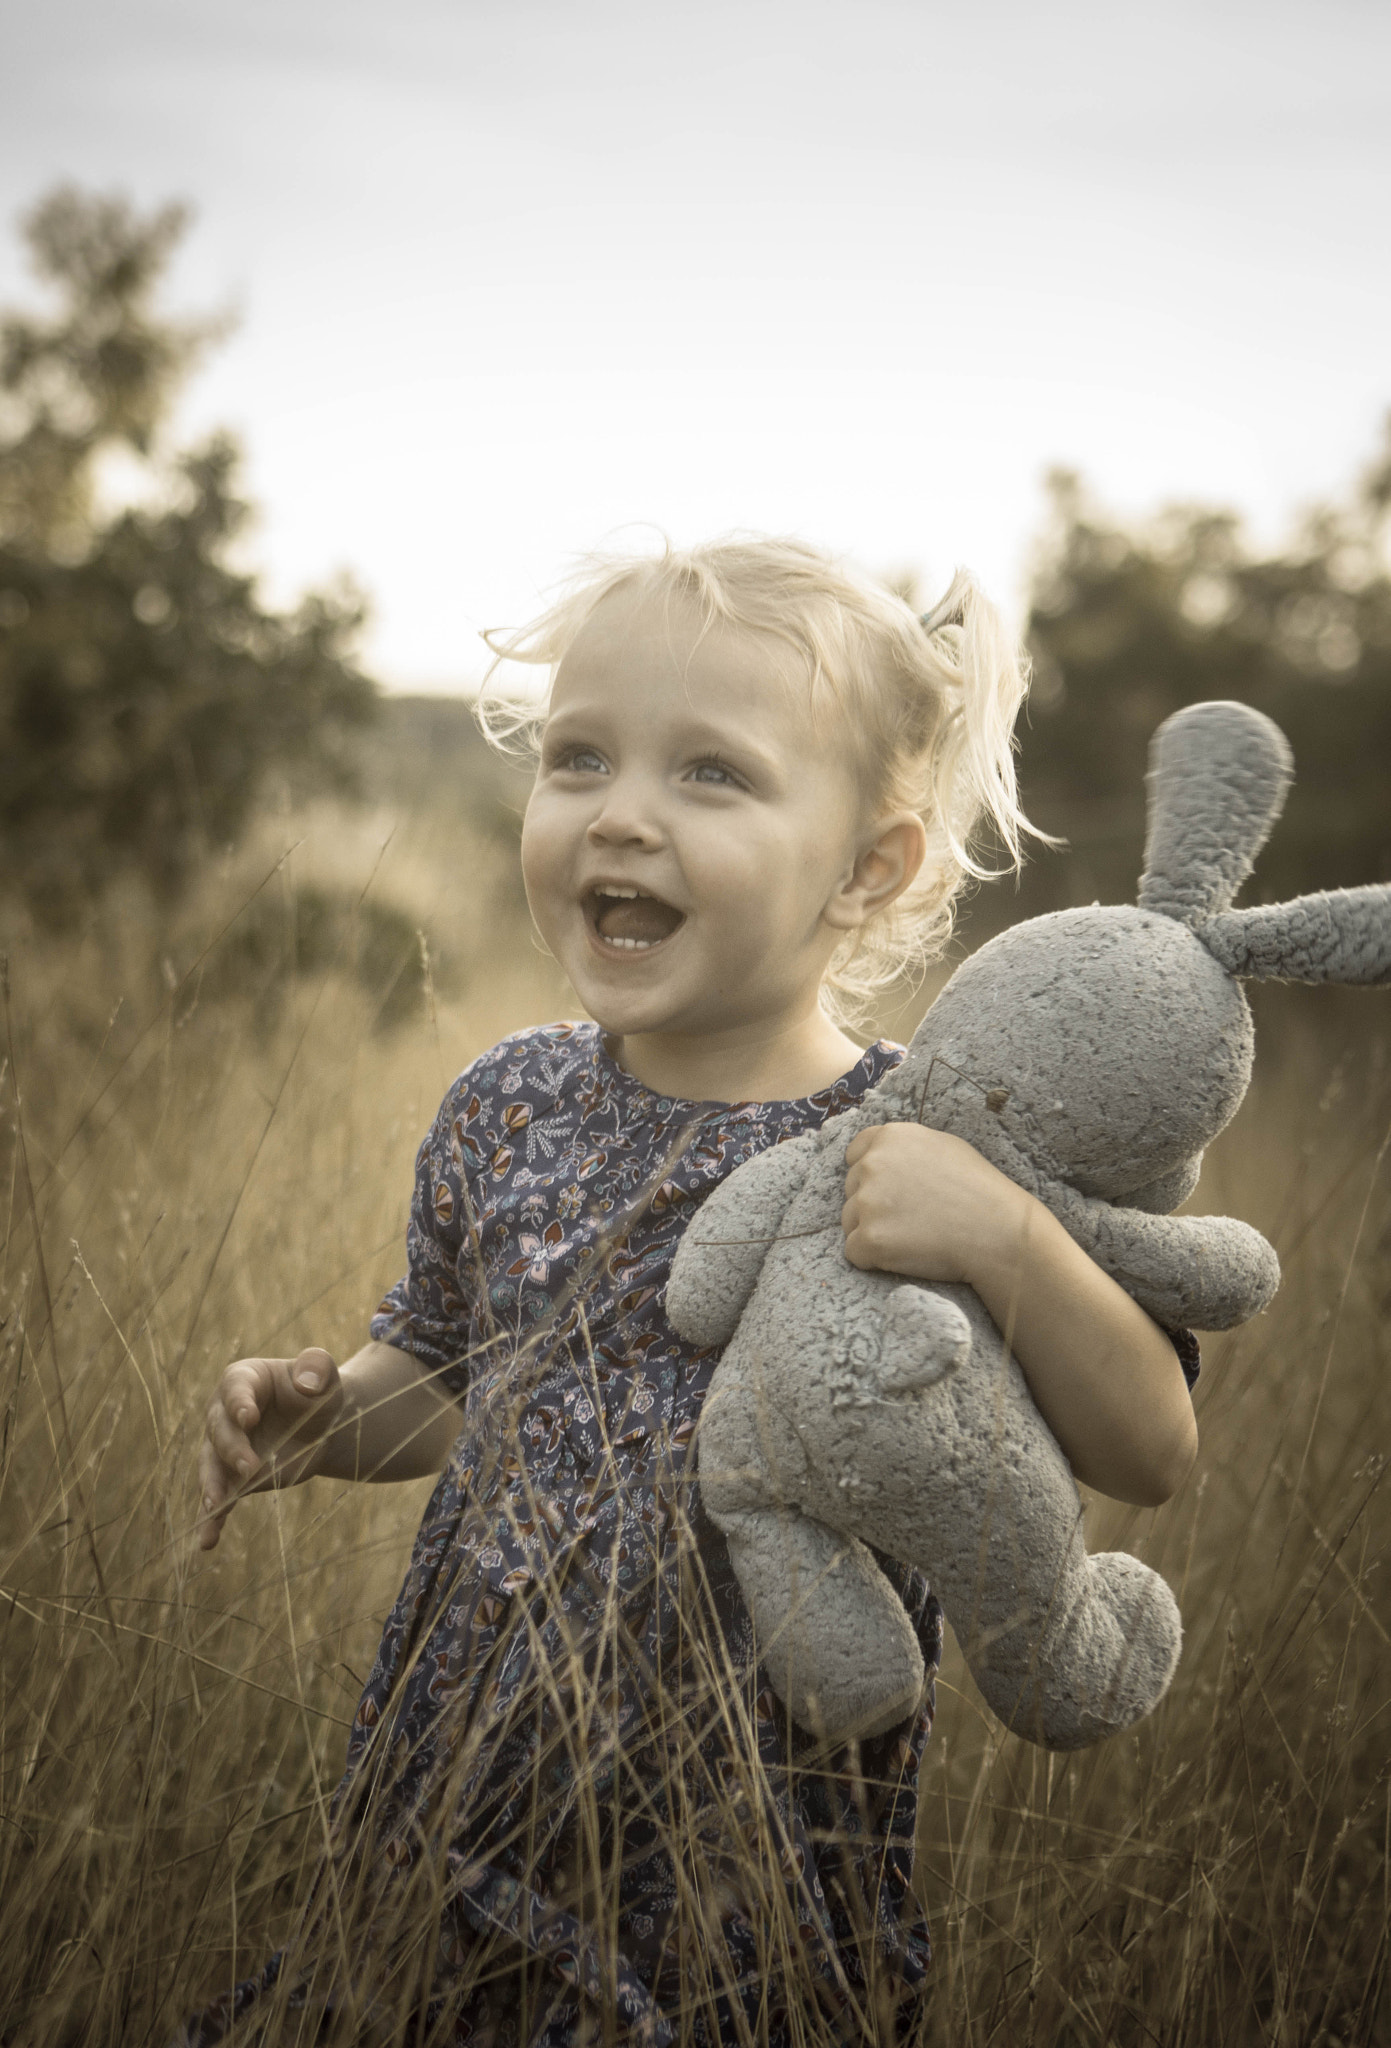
left=3, top=0, right=1389, bottom=690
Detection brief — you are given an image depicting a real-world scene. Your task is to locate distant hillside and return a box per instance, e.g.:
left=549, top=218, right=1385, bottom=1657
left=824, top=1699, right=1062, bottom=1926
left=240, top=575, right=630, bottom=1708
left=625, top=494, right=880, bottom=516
left=364, top=694, right=532, bottom=840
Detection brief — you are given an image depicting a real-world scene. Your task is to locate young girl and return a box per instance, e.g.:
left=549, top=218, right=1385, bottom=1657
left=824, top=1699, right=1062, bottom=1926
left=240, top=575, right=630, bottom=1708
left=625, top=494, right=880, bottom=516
left=186, top=540, right=1199, bottom=2046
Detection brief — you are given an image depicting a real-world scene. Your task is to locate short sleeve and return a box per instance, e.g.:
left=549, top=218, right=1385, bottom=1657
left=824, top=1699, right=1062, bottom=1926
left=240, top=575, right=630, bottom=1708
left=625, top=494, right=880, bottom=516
left=369, top=1074, right=481, bottom=1394
left=1165, top=1324, right=1201, bottom=1392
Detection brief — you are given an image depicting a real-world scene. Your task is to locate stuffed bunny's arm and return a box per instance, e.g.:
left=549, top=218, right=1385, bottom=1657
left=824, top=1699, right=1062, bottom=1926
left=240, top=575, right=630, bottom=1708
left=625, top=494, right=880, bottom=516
left=1052, top=1185, right=1280, bottom=1331
left=666, top=1133, right=818, bottom=1348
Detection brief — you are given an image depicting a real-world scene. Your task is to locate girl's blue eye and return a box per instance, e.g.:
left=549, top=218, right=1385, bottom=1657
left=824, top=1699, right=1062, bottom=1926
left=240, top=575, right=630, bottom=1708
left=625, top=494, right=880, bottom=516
left=557, top=746, right=607, bottom=774
left=689, top=756, right=740, bottom=787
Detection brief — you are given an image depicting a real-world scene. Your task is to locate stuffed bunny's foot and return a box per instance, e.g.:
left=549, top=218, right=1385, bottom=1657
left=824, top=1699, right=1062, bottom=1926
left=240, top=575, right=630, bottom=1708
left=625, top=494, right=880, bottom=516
left=972, top=1549, right=1183, bottom=1751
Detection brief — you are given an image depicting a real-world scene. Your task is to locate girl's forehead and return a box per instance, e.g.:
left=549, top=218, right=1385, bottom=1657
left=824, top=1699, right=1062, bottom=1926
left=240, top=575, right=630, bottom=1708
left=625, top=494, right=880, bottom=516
left=542, top=586, right=873, bottom=814
left=554, top=585, right=807, bottom=715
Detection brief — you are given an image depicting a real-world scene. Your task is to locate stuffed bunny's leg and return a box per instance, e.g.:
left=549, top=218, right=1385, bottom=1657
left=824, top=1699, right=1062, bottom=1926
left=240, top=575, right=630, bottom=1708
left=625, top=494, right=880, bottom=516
left=717, top=1504, right=927, bottom=1742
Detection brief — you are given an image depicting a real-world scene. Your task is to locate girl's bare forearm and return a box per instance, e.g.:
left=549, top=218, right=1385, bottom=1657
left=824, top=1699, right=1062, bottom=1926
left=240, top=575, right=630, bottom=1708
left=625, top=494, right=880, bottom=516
left=967, top=1196, right=1198, bottom=1507
left=316, top=1340, right=465, bottom=1481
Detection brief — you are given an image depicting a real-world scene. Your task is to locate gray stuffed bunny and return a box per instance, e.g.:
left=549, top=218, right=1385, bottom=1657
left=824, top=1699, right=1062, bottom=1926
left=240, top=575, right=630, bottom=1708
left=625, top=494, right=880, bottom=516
left=666, top=701, right=1391, bottom=1750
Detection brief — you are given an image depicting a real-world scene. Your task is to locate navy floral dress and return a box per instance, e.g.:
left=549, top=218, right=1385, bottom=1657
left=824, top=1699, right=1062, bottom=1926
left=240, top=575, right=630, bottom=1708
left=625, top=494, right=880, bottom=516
left=182, top=1025, right=946, bottom=2045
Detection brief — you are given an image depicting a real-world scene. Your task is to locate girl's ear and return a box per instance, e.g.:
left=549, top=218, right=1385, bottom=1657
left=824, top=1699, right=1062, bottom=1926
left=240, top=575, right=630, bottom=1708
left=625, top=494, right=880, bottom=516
left=824, top=812, right=928, bottom=931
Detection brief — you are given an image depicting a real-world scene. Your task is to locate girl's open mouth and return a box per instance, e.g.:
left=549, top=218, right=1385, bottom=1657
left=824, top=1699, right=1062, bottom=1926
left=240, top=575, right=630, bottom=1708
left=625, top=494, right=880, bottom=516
left=586, top=885, right=685, bottom=951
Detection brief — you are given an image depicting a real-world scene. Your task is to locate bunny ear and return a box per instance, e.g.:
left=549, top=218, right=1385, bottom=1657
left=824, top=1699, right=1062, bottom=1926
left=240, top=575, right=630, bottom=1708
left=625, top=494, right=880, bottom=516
left=1138, top=701, right=1293, bottom=923
left=1201, top=885, right=1391, bottom=985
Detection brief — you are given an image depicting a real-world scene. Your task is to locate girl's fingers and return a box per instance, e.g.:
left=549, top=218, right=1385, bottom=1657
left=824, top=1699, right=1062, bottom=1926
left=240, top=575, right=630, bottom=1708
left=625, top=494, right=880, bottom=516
left=207, top=1401, right=261, bottom=1482
left=196, top=1441, right=233, bottom=1549
left=195, top=1352, right=340, bottom=1552
left=843, top=1224, right=874, bottom=1272
left=218, top=1359, right=269, bottom=1434
left=289, top=1347, right=335, bottom=1398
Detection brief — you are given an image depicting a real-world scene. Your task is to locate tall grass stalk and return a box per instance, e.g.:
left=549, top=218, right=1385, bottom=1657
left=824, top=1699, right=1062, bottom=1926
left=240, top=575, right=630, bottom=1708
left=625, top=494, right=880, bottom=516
left=0, top=822, right=1386, bottom=2046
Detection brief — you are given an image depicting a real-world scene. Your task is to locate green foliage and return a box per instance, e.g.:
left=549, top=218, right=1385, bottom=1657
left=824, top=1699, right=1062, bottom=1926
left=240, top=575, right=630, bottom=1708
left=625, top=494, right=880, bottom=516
left=0, top=187, right=377, bottom=926
left=192, top=882, right=442, bottom=1032
left=1013, top=438, right=1391, bottom=920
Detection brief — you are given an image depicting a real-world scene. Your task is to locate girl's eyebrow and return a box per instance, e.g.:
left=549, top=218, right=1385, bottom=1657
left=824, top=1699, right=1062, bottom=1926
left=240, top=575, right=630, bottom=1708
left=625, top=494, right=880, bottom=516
left=544, top=702, right=786, bottom=782
left=684, top=733, right=782, bottom=786
left=537, top=704, right=606, bottom=747
left=673, top=717, right=784, bottom=779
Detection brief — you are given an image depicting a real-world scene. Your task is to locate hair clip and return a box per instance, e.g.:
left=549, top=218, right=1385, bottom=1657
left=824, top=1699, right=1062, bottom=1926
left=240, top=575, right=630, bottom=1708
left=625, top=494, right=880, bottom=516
left=919, top=591, right=965, bottom=635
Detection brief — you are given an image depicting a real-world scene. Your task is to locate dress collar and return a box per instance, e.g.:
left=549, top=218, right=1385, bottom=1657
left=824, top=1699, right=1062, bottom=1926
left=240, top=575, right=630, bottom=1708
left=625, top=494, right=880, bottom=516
left=586, top=1025, right=903, bottom=1124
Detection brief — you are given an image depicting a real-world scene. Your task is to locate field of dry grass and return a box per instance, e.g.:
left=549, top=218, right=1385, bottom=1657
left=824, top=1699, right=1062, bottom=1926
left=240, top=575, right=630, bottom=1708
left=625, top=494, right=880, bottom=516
left=1, top=796, right=1387, bottom=2046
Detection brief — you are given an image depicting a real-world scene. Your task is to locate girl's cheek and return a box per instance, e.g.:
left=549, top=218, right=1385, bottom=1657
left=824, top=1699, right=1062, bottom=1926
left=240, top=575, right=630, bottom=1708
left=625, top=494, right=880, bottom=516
left=519, top=797, right=558, bottom=892
left=518, top=814, right=564, bottom=935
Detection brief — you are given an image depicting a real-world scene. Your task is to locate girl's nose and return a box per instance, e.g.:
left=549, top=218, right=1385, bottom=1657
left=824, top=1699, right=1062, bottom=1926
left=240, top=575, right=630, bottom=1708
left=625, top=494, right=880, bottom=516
left=586, top=776, right=665, bottom=849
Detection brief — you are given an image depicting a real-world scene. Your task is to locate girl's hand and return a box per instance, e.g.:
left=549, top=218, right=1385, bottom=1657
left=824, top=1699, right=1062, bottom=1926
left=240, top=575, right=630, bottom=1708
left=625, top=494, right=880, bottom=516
left=841, top=1121, right=1198, bottom=1506
left=842, top=1123, right=1027, bottom=1285
left=197, top=1347, right=343, bottom=1551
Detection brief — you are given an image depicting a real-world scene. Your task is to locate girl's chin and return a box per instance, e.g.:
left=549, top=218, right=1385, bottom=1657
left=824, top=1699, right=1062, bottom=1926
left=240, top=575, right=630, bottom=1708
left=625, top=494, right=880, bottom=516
left=580, top=996, right=685, bottom=1038
left=573, top=981, right=710, bottom=1043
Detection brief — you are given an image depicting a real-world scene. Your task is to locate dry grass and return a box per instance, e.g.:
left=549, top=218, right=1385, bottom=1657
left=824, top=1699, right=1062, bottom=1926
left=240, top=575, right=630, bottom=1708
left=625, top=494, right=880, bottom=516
left=0, top=807, right=1387, bottom=2046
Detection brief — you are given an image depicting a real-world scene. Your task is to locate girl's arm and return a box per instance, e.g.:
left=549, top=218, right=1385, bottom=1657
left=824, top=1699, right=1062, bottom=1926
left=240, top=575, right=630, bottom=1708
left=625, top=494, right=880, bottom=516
left=196, top=1339, right=465, bottom=1551
left=841, top=1125, right=1199, bottom=1508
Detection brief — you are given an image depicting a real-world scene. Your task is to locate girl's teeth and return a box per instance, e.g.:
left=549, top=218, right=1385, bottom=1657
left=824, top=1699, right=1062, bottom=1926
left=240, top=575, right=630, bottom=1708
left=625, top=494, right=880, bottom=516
left=590, top=889, right=683, bottom=945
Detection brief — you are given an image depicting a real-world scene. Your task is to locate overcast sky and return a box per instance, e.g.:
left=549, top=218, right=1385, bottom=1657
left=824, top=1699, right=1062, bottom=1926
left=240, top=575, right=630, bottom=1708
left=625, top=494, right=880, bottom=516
left=3, top=0, right=1389, bottom=690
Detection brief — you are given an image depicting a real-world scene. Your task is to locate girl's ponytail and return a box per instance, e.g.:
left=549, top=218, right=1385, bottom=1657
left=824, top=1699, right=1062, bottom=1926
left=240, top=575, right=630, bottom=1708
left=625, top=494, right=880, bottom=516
left=918, top=568, right=1039, bottom=886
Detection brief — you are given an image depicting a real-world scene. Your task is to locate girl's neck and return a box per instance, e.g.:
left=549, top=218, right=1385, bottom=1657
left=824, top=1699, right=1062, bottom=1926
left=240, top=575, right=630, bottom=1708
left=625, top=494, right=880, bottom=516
left=606, top=1008, right=867, bottom=1106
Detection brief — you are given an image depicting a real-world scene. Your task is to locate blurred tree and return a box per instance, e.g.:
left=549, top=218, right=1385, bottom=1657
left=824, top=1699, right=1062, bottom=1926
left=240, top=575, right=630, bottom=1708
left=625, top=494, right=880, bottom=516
left=0, top=186, right=376, bottom=925
left=1009, top=433, right=1391, bottom=921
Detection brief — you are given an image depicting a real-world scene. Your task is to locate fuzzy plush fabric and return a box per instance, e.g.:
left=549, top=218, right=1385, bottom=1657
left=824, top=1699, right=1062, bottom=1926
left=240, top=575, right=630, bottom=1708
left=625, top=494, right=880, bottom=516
left=666, top=701, right=1391, bottom=1750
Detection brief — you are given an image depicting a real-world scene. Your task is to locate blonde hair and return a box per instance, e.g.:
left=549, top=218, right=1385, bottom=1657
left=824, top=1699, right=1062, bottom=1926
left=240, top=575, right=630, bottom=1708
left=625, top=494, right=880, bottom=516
left=479, top=535, right=1041, bottom=1025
